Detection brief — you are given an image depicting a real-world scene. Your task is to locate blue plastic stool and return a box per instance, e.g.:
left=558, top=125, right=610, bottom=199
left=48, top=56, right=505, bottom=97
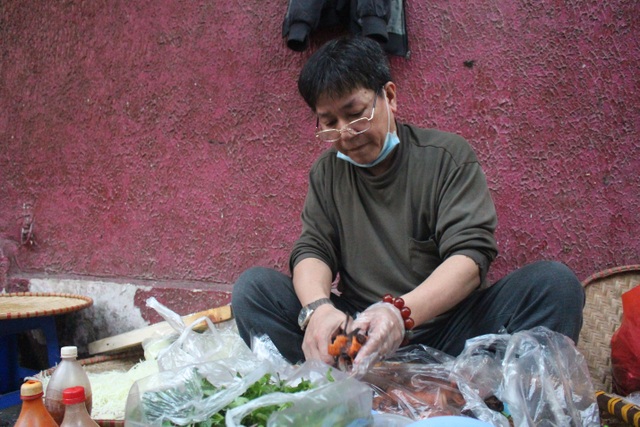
left=0, top=316, right=61, bottom=409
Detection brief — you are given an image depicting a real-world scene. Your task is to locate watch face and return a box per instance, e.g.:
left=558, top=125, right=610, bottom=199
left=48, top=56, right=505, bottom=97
left=298, top=298, right=332, bottom=330
left=298, top=307, right=311, bottom=328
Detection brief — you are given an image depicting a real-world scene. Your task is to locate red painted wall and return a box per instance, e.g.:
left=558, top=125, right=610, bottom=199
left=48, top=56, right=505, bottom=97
left=1, top=1, right=639, bottom=292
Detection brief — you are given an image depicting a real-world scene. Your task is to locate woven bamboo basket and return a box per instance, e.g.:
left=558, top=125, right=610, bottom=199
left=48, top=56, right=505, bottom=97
left=577, top=265, right=640, bottom=393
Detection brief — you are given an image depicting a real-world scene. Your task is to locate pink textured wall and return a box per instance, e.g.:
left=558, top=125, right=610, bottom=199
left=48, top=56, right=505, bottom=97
left=1, top=1, right=638, bottom=294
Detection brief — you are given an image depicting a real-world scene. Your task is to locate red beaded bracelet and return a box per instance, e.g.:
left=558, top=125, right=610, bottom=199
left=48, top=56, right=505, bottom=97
left=382, top=294, right=415, bottom=330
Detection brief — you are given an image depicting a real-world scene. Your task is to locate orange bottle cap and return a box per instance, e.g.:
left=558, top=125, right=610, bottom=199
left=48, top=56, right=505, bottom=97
left=20, top=380, right=44, bottom=399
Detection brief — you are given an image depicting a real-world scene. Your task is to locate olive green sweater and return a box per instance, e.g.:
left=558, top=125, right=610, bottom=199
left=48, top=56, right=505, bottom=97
left=290, top=123, right=498, bottom=310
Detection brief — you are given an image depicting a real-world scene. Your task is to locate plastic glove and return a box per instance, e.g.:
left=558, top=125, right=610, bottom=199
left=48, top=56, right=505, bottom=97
left=303, top=304, right=352, bottom=365
left=348, top=302, right=405, bottom=375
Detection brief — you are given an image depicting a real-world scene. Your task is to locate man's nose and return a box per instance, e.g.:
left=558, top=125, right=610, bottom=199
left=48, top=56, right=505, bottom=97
left=338, top=127, right=356, bottom=142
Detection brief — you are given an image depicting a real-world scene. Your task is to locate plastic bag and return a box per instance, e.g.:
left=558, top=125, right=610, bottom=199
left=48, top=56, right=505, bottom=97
left=250, top=333, right=294, bottom=376
left=130, top=300, right=371, bottom=426
left=124, top=358, right=349, bottom=427
left=611, top=285, right=640, bottom=396
left=144, top=297, right=252, bottom=371
left=365, top=361, right=466, bottom=419
left=453, top=326, right=600, bottom=427
left=227, top=372, right=371, bottom=427
left=124, top=357, right=271, bottom=426
left=360, top=345, right=506, bottom=426
left=362, top=328, right=598, bottom=426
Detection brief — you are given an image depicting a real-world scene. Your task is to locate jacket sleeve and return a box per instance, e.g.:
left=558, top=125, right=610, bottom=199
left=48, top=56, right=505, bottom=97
left=352, top=0, right=391, bottom=43
left=282, top=0, right=333, bottom=51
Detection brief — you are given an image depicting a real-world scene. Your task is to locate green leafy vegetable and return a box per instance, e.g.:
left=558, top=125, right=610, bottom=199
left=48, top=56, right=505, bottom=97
left=234, top=373, right=313, bottom=426
left=140, top=371, right=318, bottom=427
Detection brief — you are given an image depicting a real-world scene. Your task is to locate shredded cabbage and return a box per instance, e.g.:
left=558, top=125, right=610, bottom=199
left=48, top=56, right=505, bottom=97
left=37, top=359, right=159, bottom=420
left=90, top=359, right=159, bottom=419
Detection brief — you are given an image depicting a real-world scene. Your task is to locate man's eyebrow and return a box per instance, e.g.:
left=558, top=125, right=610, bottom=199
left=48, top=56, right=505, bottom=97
left=316, top=99, right=359, bottom=118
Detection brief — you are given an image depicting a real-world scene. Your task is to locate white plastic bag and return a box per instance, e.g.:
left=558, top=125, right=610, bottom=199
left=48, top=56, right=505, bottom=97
left=453, top=326, right=600, bottom=426
left=124, top=358, right=350, bottom=427
left=124, top=357, right=270, bottom=426
left=144, top=297, right=252, bottom=370
left=227, top=369, right=371, bottom=427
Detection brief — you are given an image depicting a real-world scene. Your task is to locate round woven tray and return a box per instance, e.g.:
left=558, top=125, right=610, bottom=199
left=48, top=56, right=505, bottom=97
left=577, top=265, right=640, bottom=393
left=0, top=292, right=93, bottom=320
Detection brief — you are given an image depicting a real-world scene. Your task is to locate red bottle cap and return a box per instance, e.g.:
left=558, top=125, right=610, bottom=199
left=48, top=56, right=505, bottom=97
left=62, top=386, right=86, bottom=405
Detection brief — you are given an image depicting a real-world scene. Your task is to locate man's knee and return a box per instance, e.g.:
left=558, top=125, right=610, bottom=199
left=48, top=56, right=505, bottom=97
left=526, top=260, right=584, bottom=342
left=232, top=266, right=272, bottom=310
left=529, top=260, right=584, bottom=304
left=234, top=266, right=266, bottom=290
left=232, top=266, right=296, bottom=312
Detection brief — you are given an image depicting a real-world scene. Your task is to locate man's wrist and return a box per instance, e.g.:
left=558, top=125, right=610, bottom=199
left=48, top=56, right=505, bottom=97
left=298, top=297, right=333, bottom=330
left=382, top=294, right=415, bottom=346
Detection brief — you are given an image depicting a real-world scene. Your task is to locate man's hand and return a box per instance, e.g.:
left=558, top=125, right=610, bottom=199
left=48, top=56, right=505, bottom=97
left=302, top=303, right=352, bottom=365
left=349, top=302, right=404, bottom=374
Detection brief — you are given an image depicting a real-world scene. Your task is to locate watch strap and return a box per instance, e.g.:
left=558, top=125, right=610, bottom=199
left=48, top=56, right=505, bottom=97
left=305, top=297, right=333, bottom=311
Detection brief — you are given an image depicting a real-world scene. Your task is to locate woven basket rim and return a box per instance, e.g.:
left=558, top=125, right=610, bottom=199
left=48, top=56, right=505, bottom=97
left=0, top=292, right=93, bottom=320
left=582, top=264, right=640, bottom=288
left=40, top=348, right=145, bottom=376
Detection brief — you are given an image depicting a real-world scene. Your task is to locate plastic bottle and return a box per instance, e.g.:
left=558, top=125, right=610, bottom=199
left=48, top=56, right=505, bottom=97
left=45, top=346, right=93, bottom=425
left=59, top=386, right=100, bottom=427
left=14, top=379, right=60, bottom=427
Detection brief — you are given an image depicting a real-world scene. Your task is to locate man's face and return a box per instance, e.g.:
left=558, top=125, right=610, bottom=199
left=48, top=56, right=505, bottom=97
left=315, top=85, right=397, bottom=167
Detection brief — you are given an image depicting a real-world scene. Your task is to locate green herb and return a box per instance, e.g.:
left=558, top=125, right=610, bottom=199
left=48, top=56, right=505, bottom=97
left=140, top=371, right=316, bottom=427
left=235, top=373, right=313, bottom=426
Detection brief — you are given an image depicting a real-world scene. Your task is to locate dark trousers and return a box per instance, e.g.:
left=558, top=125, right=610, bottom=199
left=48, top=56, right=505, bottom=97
left=231, top=260, right=585, bottom=364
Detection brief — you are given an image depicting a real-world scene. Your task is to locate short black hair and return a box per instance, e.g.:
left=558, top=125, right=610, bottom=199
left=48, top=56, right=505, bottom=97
left=298, top=36, right=392, bottom=111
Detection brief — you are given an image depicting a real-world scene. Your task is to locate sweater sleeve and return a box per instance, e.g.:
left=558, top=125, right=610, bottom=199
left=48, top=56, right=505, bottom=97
left=434, top=143, right=498, bottom=287
left=289, top=154, right=341, bottom=278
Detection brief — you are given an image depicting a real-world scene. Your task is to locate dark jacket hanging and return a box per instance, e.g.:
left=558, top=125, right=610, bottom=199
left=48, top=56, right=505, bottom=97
left=282, top=0, right=408, bottom=57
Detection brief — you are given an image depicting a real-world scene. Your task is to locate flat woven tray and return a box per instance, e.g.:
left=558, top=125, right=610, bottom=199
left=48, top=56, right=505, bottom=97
left=577, top=265, right=640, bottom=393
left=0, top=292, right=93, bottom=320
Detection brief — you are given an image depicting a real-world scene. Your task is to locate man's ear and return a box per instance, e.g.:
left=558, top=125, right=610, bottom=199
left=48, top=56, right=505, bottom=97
left=384, top=81, right=398, bottom=113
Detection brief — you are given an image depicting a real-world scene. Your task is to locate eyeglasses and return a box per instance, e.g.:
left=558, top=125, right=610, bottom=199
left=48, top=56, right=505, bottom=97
left=315, top=90, right=379, bottom=143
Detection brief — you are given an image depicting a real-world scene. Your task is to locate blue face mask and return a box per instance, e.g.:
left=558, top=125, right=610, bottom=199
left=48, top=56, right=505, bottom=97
left=336, top=92, right=399, bottom=168
left=336, top=130, right=400, bottom=167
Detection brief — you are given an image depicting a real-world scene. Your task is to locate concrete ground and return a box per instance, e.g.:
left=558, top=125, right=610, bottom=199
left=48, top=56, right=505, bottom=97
left=0, top=404, right=20, bottom=426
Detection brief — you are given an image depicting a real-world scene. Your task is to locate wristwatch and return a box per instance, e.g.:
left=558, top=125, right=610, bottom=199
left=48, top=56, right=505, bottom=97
left=297, top=298, right=333, bottom=331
